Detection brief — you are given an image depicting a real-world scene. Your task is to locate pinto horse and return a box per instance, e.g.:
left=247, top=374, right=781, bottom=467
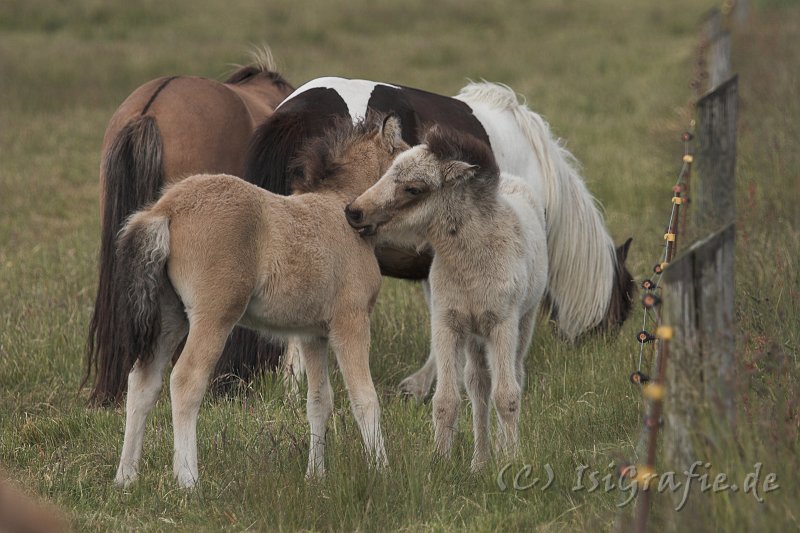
left=244, top=78, right=635, bottom=400
left=85, top=52, right=294, bottom=406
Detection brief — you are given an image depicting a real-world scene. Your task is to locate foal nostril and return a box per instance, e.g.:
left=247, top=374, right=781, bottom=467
left=345, top=206, right=364, bottom=226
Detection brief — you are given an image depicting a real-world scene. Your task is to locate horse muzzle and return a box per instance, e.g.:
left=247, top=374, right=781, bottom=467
left=345, top=205, right=377, bottom=236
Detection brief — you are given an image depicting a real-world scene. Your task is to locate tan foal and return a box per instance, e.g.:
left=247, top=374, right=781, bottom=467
left=113, top=115, right=406, bottom=488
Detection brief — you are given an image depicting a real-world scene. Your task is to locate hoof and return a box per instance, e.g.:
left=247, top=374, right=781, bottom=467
left=398, top=375, right=431, bottom=402
left=470, top=457, right=489, bottom=473
left=305, top=466, right=325, bottom=481
left=114, top=465, right=138, bottom=488
left=174, top=470, right=198, bottom=490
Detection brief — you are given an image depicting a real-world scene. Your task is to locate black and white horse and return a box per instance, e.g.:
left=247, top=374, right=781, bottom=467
left=244, top=77, right=634, bottom=398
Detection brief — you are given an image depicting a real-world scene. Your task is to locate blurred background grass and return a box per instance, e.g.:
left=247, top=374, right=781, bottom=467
left=0, top=0, right=797, bottom=530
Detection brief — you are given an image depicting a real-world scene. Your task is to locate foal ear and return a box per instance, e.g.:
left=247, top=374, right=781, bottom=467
left=443, top=160, right=478, bottom=183
left=616, top=237, right=633, bottom=263
left=380, top=114, right=404, bottom=153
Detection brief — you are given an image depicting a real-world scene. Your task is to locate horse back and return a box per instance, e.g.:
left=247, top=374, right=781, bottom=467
left=104, top=76, right=256, bottom=186
left=244, top=79, right=491, bottom=197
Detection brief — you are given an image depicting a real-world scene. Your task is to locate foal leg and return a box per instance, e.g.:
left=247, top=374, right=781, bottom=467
left=282, top=336, right=306, bottom=399
left=115, top=295, right=187, bottom=487
left=329, top=315, right=387, bottom=468
left=431, top=315, right=465, bottom=458
left=399, top=280, right=437, bottom=401
left=170, top=318, right=234, bottom=488
left=487, top=319, right=522, bottom=458
left=302, top=337, right=333, bottom=478
left=464, top=338, right=491, bottom=471
left=515, top=309, right=537, bottom=390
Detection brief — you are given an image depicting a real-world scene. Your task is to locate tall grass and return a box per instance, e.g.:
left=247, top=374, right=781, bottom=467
left=0, top=0, right=797, bottom=530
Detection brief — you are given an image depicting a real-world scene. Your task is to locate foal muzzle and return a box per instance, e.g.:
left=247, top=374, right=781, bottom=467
left=345, top=205, right=377, bottom=236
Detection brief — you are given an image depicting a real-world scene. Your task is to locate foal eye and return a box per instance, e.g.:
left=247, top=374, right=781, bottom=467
left=405, top=186, right=423, bottom=196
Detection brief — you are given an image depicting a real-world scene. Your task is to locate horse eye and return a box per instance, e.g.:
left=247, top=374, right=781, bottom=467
left=405, top=186, right=423, bottom=196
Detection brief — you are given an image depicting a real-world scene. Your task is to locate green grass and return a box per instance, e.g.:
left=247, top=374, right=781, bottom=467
left=1, top=0, right=798, bottom=530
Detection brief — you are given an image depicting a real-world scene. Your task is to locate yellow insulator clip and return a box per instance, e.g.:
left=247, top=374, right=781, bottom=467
left=672, top=197, right=683, bottom=205
left=683, top=154, right=694, bottom=163
left=642, top=383, right=665, bottom=401
left=632, top=465, right=658, bottom=489
left=721, top=0, right=734, bottom=15
left=656, top=326, right=674, bottom=340
left=664, top=232, right=676, bottom=242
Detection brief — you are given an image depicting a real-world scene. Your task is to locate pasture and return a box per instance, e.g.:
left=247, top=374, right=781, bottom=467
left=1, top=0, right=798, bottom=530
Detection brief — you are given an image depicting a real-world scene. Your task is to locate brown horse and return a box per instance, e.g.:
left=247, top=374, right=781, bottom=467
left=113, top=116, right=404, bottom=488
left=85, top=50, right=295, bottom=406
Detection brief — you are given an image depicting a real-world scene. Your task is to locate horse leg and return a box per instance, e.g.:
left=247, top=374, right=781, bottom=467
left=487, top=318, right=522, bottom=458
left=329, top=315, right=387, bottom=468
left=115, top=293, right=187, bottom=487
left=464, top=338, right=491, bottom=471
left=302, top=337, right=332, bottom=478
left=399, top=280, right=437, bottom=401
left=282, top=336, right=306, bottom=399
left=170, top=317, right=234, bottom=488
left=515, top=309, right=537, bottom=390
left=431, top=315, right=465, bottom=458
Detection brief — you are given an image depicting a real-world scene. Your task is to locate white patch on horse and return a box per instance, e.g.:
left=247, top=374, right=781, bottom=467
left=278, top=77, right=399, bottom=121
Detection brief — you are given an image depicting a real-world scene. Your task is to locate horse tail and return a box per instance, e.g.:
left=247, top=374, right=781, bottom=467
left=457, top=82, right=616, bottom=340
left=114, top=212, right=171, bottom=366
left=84, top=115, right=164, bottom=405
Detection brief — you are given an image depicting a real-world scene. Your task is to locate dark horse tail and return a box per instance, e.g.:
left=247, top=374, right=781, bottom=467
left=85, top=115, right=164, bottom=405
left=86, top=115, right=280, bottom=406
left=115, top=212, right=171, bottom=367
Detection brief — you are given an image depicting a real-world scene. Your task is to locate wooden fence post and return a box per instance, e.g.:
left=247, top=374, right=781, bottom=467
left=694, top=76, right=738, bottom=238
left=699, top=8, right=732, bottom=93
left=661, top=223, right=736, bottom=508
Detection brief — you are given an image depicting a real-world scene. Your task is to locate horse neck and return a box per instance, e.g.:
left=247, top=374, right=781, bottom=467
left=229, top=77, right=291, bottom=117
left=295, top=189, right=352, bottom=210
left=426, top=189, right=503, bottom=262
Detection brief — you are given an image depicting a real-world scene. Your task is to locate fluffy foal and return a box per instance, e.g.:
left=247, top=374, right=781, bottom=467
left=113, top=116, right=405, bottom=488
left=346, top=127, right=548, bottom=468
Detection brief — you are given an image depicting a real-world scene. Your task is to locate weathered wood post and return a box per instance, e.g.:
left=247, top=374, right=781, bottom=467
left=662, top=223, right=736, bottom=470
left=657, top=223, right=736, bottom=525
left=699, top=8, right=732, bottom=94
left=694, top=76, right=738, bottom=237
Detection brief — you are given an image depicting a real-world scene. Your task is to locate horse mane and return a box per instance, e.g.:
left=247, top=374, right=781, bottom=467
left=423, top=126, right=499, bottom=178
left=224, top=65, right=293, bottom=91
left=290, top=115, right=385, bottom=194
left=244, top=110, right=325, bottom=194
left=423, top=126, right=499, bottom=209
left=224, top=47, right=294, bottom=90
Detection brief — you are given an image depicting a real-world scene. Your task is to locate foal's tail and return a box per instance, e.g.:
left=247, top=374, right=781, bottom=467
left=114, top=212, right=171, bottom=368
left=456, top=83, right=616, bottom=340
left=84, top=115, right=165, bottom=405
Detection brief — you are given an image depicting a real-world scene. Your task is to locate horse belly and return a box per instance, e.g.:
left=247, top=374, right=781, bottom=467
left=239, top=275, right=333, bottom=339
left=239, top=294, right=328, bottom=340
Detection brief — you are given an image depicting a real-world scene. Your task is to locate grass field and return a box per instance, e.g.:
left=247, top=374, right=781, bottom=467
left=1, top=0, right=798, bottom=531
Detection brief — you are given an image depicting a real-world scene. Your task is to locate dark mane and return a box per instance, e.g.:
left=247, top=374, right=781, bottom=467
left=243, top=87, right=350, bottom=195
left=423, top=126, right=499, bottom=179
left=289, top=115, right=384, bottom=194
left=224, top=65, right=294, bottom=92
left=601, top=239, right=635, bottom=332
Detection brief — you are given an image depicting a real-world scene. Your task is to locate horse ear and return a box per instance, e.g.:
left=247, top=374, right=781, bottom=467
left=443, top=160, right=478, bottom=183
left=380, top=114, right=403, bottom=153
left=616, top=237, right=633, bottom=263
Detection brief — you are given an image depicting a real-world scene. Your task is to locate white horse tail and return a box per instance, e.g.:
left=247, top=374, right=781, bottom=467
left=456, top=82, right=616, bottom=340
